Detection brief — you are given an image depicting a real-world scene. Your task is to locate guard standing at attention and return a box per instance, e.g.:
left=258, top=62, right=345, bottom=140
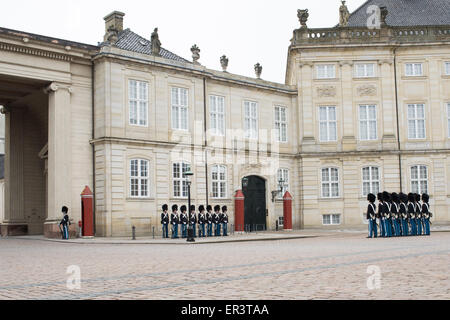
left=222, top=206, right=229, bottom=237
left=415, top=194, right=423, bottom=236
left=421, top=193, right=432, bottom=236
left=383, top=192, right=392, bottom=238
left=408, top=193, right=417, bottom=236
left=399, top=193, right=409, bottom=236
left=170, top=204, right=179, bottom=239
left=213, top=205, right=221, bottom=236
left=366, top=193, right=377, bottom=238
left=377, top=193, right=385, bottom=237
left=198, top=205, right=206, bottom=238
left=391, top=193, right=400, bottom=237
left=59, top=206, right=71, bottom=240
left=206, top=205, right=213, bottom=237
left=189, top=205, right=197, bottom=238
left=161, top=204, right=170, bottom=239
left=180, top=205, right=188, bottom=238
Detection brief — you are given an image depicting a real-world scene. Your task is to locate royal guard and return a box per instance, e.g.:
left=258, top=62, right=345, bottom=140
left=180, top=205, right=188, bottom=238
left=198, top=205, right=206, bottom=238
left=213, top=205, right=221, bottom=236
left=189, top=205, right=197, bottom=238
left=221, top=206, right=229, bottom=237
left=206, top=205, right=213, bottom=237
left=408, top=193, right=417, bottom=236
left=366, top=193, right=377, bottom=238
left=161, top=204, right=169, bottom=239
left=421, top=193, right=432, bottom=236
left=377, top=193, right=385, bottom=237
left=382, top=192, right=392, bottom=237
left=59, top=206, right=71, bottom=240
left=415, top=194, right=423, bottom=236
left=391, top=193, right=401, bottom=237
left=399, top=193, right=409, bottom=236
left=170, top=204, right=179, bottom=239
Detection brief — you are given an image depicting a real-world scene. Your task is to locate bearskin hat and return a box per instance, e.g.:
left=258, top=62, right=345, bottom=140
left=214, top=205, right=221, bottom=212
left=162, top=204, right=168, bottom=211
left=422, top=193, right=429, bottom=203
left=382, top=191, right=391, bottom=202
left=367, top=193, right=376, bottom=203
left=199, top=205, right=205, bottom=212
left=62, top=206, right=69, bottom=213
left=408, top=193, right=415, bottom=202
left=180, top=205, right=187, bottom=212
left=399, top=192, right=408, bottom=203
left=415, top=193, right=421, bottom=202
left=377, top=193, right=383, bottom=201
left=206, top=205, right=212, bottom=212
left=391, top=192, right=399, bottom=203
left=190, top=205, right=196, bottom=212
left=222, top=206, right=228, bottom=212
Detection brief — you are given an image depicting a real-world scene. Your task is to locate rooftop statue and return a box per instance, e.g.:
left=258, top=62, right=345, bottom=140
left=151, top=28, right=161, bottom=56
left=339, top=1, right=350, bottom=27
left=297, top=9, right=309, bottom=28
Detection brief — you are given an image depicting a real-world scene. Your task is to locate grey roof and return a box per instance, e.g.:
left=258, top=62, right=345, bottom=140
left=346, top=0, right=450, bottom=27
left=112, top=29, right=190, bottom=63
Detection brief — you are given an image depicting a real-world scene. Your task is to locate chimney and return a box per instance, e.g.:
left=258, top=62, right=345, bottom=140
left=104, top=11, right=125, bottom=34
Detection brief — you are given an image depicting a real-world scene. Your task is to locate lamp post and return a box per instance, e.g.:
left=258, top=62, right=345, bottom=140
left=271, top=177, right=285, bottom=202
left=184, top=170, right=195, bottom=242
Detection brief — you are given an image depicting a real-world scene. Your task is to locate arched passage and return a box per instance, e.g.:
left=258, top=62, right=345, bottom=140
left=242, top=175, right=267, bottom=232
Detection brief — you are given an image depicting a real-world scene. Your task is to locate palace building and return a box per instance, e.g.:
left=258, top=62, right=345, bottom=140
left=0, top=0, right=449, bottom=237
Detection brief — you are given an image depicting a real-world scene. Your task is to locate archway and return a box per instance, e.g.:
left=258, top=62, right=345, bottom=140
left=242, top=175, right=267, bottom=232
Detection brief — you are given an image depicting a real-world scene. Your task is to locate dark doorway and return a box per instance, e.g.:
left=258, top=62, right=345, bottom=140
left=242, top=176, right=266, bottom=232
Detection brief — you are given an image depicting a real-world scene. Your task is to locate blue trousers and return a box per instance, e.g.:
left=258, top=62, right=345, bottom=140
left=424, top=219, right=430, bottom=235
left=401, top=219, right=409, bottom=236
left=199, top=224, right=205, bottom=237
left=214, top=223, right=221, bottom=236
left=368, top=220, right=377, bottom=238
left=380, top=218, right=386, bottom=237
left=62, top=225, right=69, bottom=239
left=191, top=223, right=196, bottom=237
left=172, top=224, right=178, bottom=238
left=222, top=223, right=228, bottom=236
left=385, top=219, right=392, bottom=237
left=417, top=219, right=422, bottom=235
left=162, top=224, right=169, bottom=238
left=410, top=219, right=417, bottom=236
left=207, top=224, right=212, bottom=237
left=181, top=224, right=187, bottom=238
left=394, top=219, right=400, bottom=236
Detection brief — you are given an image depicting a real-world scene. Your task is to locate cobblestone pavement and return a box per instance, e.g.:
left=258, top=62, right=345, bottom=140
left=0, top=232, right=449, bottom=300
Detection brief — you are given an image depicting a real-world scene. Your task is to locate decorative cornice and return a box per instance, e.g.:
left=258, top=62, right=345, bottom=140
left=0, top=42, right=73, bottom=62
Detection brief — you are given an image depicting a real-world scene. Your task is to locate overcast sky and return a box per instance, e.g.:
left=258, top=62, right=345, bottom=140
left=0, top=0, right=367, bottom=83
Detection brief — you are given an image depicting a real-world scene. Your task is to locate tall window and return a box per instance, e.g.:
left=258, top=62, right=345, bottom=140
left=129, top=80, right=148, bottom=126
left=445, top=62, right=450, bottom=75
left=244, top=101, right=258, bottom=139
left=359, top=105, right=377, bottom=140
left=130, top=159, right=149, bottom=198
left=355, top=63, right=375, bottom=78
left=319, top=106, right=337, bottom=142
left=321, top=168, right=339, bottom=198
left=274, top=106, right=287, bottom=142
left=447, top=102, right=450, bottom=138
left=173, top=162, right=190, bottom=198
left=316, top=65, right=336, bottom=79
left=408, top=104, right=426, bottom=139
left=211, top=165, right=227, bottom=198
left=171, top=87, right=188, bottom=130
left=210, top=95, right=225, bottom=136
left=411, top=165, right=428, bottom=194
left=362, top=166, right=380, bottom=196
left=322, top=214, right=341, bottom=225
left=405, top=63, right=423, bottom=76
left=277, top=168, right=289, bottom=198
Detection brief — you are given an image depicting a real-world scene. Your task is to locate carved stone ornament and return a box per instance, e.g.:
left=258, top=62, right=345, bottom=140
left=380, top=6, right=389, bottom=26
left=254, top=63, right=263, bottom=79
left=220, top=55, right=229, bottom=72
left=339, top=1, right=350, bottom=27
left=151, top=28, right=161, bottom=56
left=191, top=44, right=200, bottom=64
left=297, top=9, right=309, bottom=28
left=357, top=85, right=377, bottom=96
left=317, top=86, right=336, bottom=97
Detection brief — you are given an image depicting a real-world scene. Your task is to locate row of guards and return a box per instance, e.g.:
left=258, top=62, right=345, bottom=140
left=76, top=188, right=293, bottom=238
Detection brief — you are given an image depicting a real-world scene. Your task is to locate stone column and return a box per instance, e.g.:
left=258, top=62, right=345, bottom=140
left=44, top=83, right=73, bottom=238
left=379, top=59, right=397, bottom=149
left=299, top=63, right=315, bottom=146
left=340, top=61, right=356, bottom=151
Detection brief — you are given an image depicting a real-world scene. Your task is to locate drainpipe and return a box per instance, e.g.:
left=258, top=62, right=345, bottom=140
left=91, top=61, right=96, bottom=234
left=203, top=77, right=209, bottom=207
left=393, top=47, right=403, bottom=192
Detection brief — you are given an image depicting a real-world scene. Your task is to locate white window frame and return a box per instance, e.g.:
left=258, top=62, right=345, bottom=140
left=410, top=165, right=428, bottom=194
left=277, top=168, right=289, bottom=199
left=405, top=63, right=423, bottom=77
left=173, top=162, right=191, bottom=198
left=319, top=106, right=337, bottom=142
left=355, top=63, right=376, bottom=78
left=211, top=165, right=227, bottom=199
left=321, top=167, right=340, bottom=198
left=359, top=105, right=377, bottom=141
left=316, top=64, right=336, bottom=79
left=447, top=102, right=450, bottom=138
left=445, top=62, right=450, bottom=76
left=171, top=87, right=189, bottom=131
left=210, top=95, right=225, bottom=136
left=244, top=100, right=258, bottom=139
left=362, top=166, right=380, bottom=196
left=274, top=106, right=288, bottom=143
left=322, top=214, right=341, bottom=225
left=407, top=104, right=426, bottom=139
left=128, top=80, right=148, bottom=127
left=129, top=159, right=149, bottom=198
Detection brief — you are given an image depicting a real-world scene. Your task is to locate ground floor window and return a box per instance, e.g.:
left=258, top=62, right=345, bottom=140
left=322, top=214, right=341, bottom=225
left=130, top=159, right=149, bottom=198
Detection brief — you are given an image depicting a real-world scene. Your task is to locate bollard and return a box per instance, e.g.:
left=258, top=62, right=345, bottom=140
left=276, top=220, right=279, bottom=231
left=132, top=226, right=136, bottom=240
left=152, top=226, right=155, bottom=239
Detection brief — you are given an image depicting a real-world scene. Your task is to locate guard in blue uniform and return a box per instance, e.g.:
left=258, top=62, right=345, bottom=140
left=421, top=193, right=432, bottom=236
left=213, top=205, right=221, bottom=236
left=170, top=204, right=179, bottom=239
left=221, top=206, right=229, bottom=236
left=382, top=192, right=392, bottom=237
left=391, top=193, right=400, bottom=237
left=198, top=205, right=206, bottom=238
left=399, top=193, right=409, bottom=236
left=59, top=206, right=70, bottom=240
left=180, top=205, right=188, bottom=238
left=161, top=204, right=169, bottom=239
left=408, top=193, right=417, bottom=236
left=415, top=194, right=423, bottom=236
left=377, top=193, right=385, bottom=237
left=189, top=205, right=197, bottom=238
left=366, top=193, right=377, bottom=238
left=206, top=205, right=213, bottom=237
